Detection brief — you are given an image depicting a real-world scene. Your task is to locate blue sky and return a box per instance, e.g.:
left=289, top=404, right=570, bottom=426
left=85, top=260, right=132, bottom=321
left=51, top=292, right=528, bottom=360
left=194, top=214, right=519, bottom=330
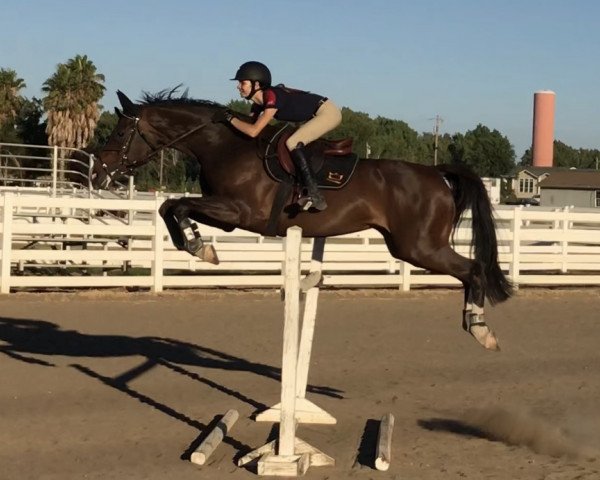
left=2, top=0, right=599, bottom=158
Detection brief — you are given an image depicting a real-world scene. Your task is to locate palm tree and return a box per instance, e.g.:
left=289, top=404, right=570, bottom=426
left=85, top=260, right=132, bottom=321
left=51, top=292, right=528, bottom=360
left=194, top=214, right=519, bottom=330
left=42, top=54, right=105, bottom=150
left=0, top=68, right=26, bottom=129
left=42, top=55, right=105, bottom=183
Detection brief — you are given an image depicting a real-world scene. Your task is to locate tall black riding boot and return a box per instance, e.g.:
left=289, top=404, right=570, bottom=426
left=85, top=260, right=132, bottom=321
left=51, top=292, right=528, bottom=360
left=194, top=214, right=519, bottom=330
left=290, top=144, right=327, bottom=211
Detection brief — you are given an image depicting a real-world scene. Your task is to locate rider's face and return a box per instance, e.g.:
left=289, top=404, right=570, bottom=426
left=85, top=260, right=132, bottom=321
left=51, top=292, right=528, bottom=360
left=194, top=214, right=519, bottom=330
left=237, top=80, right=262, bottom=100
left=237, top=80, right=252, bottom=98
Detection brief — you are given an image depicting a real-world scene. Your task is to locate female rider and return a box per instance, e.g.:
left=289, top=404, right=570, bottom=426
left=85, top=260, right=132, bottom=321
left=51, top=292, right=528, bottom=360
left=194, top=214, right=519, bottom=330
left=213, top=61, right=342, bottom=211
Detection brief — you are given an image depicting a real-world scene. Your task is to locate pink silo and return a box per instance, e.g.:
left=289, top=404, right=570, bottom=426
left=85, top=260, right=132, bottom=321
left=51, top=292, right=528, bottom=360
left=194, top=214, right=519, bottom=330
left=532, top=90, right=556, bottom=167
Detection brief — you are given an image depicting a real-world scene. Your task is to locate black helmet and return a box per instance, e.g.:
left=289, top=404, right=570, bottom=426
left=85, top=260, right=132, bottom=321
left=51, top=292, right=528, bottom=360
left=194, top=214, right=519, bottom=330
left=231, top=61, right=271, bottom=86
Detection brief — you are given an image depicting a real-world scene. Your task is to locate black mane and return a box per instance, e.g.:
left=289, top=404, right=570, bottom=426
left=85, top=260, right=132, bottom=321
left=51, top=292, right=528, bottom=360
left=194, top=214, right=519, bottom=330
left=140, top=85, right=223, bottom=108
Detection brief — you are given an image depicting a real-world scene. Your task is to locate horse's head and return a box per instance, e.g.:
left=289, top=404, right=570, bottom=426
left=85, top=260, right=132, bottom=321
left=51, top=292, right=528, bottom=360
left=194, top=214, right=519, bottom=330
left=93, top=91, right=155, bottom=189
left=94, top=88, right=255, bottom=190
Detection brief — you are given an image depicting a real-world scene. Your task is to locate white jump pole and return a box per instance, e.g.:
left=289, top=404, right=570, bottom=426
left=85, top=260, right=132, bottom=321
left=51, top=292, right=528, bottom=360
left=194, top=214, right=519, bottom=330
left=255, top=235, right=335, bottom=425
left=191, top=409, right=239, bottom=466
left=238, top=226, right=334, bottom=476
left=375, top=413, right=395, bottom=471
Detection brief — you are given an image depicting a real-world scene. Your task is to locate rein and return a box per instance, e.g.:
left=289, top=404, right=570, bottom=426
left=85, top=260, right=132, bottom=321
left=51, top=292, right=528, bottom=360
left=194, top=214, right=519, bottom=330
left=100, top=112, right=208, bottom=181
left=142, top=120, right=209, bottom=161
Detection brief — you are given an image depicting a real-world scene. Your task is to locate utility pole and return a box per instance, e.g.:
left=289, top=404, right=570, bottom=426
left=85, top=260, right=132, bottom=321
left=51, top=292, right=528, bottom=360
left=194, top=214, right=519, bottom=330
left=433, top=114, right=443, bottom=166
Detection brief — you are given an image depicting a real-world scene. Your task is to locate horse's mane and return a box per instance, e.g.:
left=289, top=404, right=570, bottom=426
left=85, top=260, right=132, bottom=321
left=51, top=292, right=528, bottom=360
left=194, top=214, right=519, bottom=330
left=138, top=85, right=276, bottom=137
left=140, top=85, right=223, bottom=109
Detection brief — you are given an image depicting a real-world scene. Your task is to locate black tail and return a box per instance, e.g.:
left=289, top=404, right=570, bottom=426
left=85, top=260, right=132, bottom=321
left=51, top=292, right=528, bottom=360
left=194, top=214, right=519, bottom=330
left=437, top=164, right=513, bottom=304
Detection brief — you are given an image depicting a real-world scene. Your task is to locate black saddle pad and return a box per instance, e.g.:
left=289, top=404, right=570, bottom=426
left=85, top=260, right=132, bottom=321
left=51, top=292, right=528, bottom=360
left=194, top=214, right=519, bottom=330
left=263, top=126, right=359, bottom=189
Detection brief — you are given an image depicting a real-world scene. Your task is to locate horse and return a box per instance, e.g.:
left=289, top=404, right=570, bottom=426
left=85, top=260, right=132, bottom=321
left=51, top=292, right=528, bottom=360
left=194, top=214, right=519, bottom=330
left=96, top=89, right=513, bottom=351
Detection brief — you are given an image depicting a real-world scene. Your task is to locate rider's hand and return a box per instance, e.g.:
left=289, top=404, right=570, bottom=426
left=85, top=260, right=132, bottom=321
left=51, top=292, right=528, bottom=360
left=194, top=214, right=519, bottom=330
left=212, top=109, right=235, bottom=124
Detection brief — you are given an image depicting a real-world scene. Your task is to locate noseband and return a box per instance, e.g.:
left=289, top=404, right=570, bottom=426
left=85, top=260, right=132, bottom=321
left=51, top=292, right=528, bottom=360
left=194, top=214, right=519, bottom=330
left=99, top=112, right=208, bottom=183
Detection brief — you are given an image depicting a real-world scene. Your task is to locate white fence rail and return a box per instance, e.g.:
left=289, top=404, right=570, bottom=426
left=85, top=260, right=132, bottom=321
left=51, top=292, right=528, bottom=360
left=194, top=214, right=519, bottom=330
left=0, top=142, right=95, bottom=194
left=1, top=192, right=600, bottom=293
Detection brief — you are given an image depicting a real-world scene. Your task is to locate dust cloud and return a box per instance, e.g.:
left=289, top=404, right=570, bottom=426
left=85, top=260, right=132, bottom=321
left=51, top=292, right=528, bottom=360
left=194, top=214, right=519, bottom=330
left=463, top=405, right=600, bottom=461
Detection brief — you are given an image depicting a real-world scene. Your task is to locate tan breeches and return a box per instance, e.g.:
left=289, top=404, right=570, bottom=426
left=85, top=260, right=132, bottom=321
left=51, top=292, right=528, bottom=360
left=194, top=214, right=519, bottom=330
left=285, top=100, right=342, bottom=150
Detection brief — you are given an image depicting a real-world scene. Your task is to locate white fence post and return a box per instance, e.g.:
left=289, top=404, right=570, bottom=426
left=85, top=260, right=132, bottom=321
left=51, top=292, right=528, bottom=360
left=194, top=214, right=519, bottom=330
left=51, top=146, right=58, bottom=198
left=151, top=196, right=164, bottom=293
left=561, top=206, right=570, bottom=273
left=509, top=206, right=522, bottom=288
left=400, top=261, right=411, bottom=292
left=1, top=193, right=14, bottom=294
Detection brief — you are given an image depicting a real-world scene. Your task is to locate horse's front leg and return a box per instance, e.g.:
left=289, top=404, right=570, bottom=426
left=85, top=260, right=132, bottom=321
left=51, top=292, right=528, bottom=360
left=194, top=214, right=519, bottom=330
left=159, top=196, right=250, bottom=265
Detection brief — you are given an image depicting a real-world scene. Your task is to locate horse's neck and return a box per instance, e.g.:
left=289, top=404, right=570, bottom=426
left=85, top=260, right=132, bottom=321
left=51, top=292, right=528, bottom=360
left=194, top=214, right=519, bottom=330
left=153, top=105, right=280, bottom=174
left=187, top=116, right=275, bottom=167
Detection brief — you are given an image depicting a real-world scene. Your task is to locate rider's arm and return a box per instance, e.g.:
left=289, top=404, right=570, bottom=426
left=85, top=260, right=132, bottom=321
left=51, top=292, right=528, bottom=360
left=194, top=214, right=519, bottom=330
left=231, top=107, right=277, bottom=138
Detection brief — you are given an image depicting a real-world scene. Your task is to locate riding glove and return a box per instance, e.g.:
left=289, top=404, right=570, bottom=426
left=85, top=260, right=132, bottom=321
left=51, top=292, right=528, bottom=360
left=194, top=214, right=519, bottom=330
left=211, top=109, right=235, bottom=124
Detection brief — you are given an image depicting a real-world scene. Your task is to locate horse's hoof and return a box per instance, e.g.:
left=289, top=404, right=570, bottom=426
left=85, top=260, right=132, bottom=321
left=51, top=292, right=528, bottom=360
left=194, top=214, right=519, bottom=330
left=463, top=312, right=500, bottom=351
left=197, top=244, right=220, bottom=265
left=469, top=324, right=500, bottom=351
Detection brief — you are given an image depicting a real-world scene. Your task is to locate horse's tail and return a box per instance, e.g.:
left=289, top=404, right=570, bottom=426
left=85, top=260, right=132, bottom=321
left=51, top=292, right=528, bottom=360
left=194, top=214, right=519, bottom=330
left=437, top=164, right=513, bottom=305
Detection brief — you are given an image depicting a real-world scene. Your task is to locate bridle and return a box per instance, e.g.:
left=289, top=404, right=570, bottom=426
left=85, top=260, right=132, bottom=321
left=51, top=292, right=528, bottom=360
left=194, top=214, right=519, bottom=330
left=99, top=111, right=208, bottom=184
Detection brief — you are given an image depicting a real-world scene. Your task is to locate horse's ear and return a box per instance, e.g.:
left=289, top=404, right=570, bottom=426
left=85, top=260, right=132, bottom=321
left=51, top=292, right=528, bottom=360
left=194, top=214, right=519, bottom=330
left=116, top=90, right=139, bottom=116
left=114, top=107, right=123, bottom=118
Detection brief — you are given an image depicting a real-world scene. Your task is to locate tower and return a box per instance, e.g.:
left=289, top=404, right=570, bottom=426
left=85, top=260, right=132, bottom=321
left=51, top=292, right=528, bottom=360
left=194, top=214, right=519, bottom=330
left=532, top=90, right=556, bottom=167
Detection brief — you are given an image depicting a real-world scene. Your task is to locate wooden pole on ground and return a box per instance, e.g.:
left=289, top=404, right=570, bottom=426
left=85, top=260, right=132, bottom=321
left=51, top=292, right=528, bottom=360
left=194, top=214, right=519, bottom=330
left=375, top=413, right=395, bottom=471
left=191, top=409, right=239, bottom=466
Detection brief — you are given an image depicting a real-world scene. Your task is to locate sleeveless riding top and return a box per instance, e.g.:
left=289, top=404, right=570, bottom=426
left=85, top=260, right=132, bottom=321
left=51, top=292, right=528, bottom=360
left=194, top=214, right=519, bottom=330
left=251, top=85, right=327, bottom=123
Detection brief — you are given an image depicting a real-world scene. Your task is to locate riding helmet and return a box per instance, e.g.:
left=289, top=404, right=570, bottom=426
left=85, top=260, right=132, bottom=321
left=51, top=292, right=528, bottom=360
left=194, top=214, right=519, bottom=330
left=231, top=61, right=272, bottom=87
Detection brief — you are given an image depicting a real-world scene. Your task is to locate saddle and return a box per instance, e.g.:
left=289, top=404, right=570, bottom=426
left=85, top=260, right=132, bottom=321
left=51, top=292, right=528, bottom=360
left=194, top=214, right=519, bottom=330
left=261, top=125, right=359, bottom=236
left=263, top=125, right=359, bottom=190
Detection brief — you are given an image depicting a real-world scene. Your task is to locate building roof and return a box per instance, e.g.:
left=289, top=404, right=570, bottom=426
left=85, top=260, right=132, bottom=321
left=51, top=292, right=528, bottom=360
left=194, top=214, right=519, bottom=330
left=516, top=166, right=572, bottom=177
left=538, top=170, right=600, bottom=189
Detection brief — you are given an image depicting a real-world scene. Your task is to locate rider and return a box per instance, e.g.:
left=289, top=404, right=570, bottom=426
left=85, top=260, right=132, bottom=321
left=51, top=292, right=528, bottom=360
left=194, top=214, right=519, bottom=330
left=213, top=61, right=342, bottom=211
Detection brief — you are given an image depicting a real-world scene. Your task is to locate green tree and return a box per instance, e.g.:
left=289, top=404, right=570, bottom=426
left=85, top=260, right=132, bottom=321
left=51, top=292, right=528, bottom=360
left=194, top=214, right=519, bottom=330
left=369, top=116, right=427, bottom=162
left=15, top=97, right=47, bottom=145
left=553, top=141, right=600, bottom=169
left=419, top=131, right=453, bottom=165
left=133, top=149, right=200, bottom=193
left=88, top=110, right=118, bottom=150
left=449, top=124, right=515, bottom=177
left=0, top=68, right=26, bottom=130
left=520, top=141, right=600, bottom=169
left=42, top=54, right=106, bottom=150
left=0, top=68, right=27, bottom=144
left=519, top=148, right=532, bottom=166
left=332, top=107, right=376, bottom=158
left=227, top=99, right=252, bottom=115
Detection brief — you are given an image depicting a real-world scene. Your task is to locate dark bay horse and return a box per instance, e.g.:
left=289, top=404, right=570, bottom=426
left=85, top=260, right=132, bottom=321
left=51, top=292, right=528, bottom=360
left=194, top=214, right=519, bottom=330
left=96, top=90, right=512, bottom=350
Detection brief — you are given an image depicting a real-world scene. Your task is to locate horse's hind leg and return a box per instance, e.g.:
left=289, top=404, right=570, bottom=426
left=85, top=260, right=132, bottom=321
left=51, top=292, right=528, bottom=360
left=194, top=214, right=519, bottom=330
left=388, top=239, right=499, bottom=351
left=460, top=260, right=500, bottom=351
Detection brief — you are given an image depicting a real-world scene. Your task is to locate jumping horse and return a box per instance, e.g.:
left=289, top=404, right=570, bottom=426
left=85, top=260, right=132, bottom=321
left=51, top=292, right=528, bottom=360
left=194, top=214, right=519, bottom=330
left=96, top=90, right=512, bottom=351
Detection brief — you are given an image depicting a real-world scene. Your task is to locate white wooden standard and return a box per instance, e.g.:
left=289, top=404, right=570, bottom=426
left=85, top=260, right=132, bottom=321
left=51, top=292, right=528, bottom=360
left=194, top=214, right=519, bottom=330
left=151, top=196, right=165, bottom=293
left=238, top=227, right=334, bottom=476
left=255, top=236, right=336, bottom=425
